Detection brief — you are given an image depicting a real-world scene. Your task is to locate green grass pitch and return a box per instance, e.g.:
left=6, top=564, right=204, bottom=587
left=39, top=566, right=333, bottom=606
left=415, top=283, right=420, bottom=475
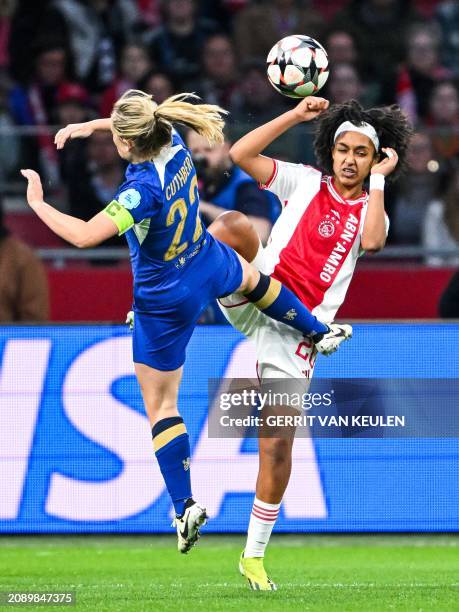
left=1, top=535, right=458, bottom=611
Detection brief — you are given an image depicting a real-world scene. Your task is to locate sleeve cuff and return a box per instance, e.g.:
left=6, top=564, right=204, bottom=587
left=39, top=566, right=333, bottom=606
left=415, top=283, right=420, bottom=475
left=102, top=200, right=135, bottom=235
left=258, top=159, right=278, bottom=190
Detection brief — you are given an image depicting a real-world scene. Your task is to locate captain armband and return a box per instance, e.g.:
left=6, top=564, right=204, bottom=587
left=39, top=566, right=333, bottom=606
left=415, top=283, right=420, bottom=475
left=102, top=200, right=135, bottom=235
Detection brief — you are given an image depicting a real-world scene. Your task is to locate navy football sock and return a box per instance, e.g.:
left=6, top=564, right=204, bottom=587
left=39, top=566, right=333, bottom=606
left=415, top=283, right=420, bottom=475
left=152, top=416, right=192, bottom=517
left=244, top=273, right=328, bottom=336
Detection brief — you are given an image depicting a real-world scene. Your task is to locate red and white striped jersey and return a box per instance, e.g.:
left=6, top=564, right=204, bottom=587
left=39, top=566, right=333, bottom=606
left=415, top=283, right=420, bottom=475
left=259, top=159, right=386, bottom=323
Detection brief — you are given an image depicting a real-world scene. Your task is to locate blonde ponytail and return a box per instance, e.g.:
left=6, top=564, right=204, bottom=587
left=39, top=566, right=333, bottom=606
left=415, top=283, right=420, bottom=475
left=111, top=89, right=228, bottom=159
left=154, top=93, right=228, bottom=145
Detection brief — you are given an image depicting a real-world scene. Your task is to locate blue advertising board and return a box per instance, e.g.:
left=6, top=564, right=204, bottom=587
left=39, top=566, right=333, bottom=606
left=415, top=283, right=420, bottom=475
left=0, top=323, right=458, bottom=532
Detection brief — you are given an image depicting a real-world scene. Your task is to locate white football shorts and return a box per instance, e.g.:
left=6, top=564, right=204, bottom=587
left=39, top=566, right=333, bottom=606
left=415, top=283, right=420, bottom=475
left=218, top=290, right=318, bottom=397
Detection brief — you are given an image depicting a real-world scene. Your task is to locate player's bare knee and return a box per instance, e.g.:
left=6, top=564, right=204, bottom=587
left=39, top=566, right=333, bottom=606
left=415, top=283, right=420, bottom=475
left=211, top=210, right=258, bottom=259
left=210, top=210, right=247, bottom=241
left=219, top=210, right=251, bottom=234
left=260, top=437, right=292, bottom=465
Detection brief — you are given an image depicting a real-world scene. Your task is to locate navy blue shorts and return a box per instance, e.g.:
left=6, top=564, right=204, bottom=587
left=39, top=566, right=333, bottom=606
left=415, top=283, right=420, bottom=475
left=132, top=237, right=243, bottom=371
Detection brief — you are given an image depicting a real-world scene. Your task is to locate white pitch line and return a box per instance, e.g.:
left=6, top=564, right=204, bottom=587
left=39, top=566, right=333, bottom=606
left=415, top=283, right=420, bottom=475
left=195, top=582, right=459, bottom=588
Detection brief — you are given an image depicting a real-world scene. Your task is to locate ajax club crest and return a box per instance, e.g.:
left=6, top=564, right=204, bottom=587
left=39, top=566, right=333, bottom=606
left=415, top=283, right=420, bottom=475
left=318, top=210, right=340, bottom=238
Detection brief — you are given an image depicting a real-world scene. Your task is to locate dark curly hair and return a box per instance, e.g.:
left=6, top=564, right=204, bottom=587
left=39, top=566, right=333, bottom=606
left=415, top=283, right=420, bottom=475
left=313, top=99, right=413, bottom=183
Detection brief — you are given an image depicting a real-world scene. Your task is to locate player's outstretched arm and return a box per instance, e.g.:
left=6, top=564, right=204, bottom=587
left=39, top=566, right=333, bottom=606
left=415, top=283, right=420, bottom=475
left=21, top=169, right=118, bottom=247
left=54, top=118, right=112, bottom=150
left=229, top=96, right=329, bottom=184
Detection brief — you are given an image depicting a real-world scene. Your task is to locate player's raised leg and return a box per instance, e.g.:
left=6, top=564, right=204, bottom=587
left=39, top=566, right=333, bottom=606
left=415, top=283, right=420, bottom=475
left=237, top=258, right=329, bottom=337
left=208, top=210, right=262, bottom=264
left=212, top=211, right=352, bottom=353
left=241, top=262, right=353, bottom=352
left=135, top=363, right=207, bottom=554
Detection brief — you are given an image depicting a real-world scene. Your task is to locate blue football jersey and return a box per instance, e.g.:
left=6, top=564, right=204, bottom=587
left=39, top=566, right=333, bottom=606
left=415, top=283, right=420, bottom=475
left=105, top=131, right=212, bottom=311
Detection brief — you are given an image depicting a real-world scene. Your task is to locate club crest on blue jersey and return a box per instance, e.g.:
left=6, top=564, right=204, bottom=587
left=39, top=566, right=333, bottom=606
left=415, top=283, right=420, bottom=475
left=119, top=189, right=142, bottom=209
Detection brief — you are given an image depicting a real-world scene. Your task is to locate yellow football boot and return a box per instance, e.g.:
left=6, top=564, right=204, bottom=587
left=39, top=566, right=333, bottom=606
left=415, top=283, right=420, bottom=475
left=239, top=551, right=277, bottom=591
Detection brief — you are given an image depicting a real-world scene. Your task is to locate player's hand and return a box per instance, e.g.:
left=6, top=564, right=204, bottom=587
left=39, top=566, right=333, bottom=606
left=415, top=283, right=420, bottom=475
left=292, top=96, right=329, bottom=123
left=20, top=169, right=44, bottom=207
left=125, top=310, right=134, bottom=331
left=371, top=147, right=398, bottom=177
left=54, top=122, right=94, bottom=149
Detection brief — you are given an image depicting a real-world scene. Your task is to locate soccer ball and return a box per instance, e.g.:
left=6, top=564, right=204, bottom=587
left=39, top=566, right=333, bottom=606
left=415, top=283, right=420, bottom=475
left=266, top=35, right=329, bottom=99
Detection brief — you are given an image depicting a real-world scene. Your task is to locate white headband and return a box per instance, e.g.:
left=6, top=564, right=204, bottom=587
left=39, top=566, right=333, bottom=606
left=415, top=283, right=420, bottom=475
left=334, top=121, right=379, bottom=151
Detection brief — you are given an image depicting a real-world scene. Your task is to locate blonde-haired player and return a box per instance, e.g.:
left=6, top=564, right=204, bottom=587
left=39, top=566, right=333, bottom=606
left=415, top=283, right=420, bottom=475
left=22, top=90, right=354, bottom=555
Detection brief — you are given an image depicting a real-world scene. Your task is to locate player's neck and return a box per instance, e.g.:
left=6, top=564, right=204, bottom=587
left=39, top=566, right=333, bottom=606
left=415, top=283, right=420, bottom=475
left=130, top=154, right=151, bottom=164
left=332, top=177, right=364, bottom=201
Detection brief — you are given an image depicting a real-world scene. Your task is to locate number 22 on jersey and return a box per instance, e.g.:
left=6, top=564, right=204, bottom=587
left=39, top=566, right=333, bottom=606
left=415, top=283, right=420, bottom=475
left=164, top=174, right=203, bottom=261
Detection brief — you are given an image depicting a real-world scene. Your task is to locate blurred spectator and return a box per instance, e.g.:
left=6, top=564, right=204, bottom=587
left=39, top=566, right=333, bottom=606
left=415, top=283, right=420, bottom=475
left=322, top=29, right=382, bottom=103
left=139, top=70, right=176, bottom=104
left=435, top=1, right=459, bottom=79
left=56, top=83, right=93, bottom=194
left=65, top=131, right=125, bottom=247
left=324, top=29, right=359, bottom=66
left=41, top=0, right=141, bottom=93
left=439, top=271, right=459, bottom=317
left=0, top=0, right=16, bottom=74
left=56, top=83, right=91, bottom=126
left=229, top=59, right=286, bottom=125
left=0, top=76, right=19, bottom=188
left=186, top=130, right=273, bottom=244
left=136, top=0, right=162, bottom=28
left=100, top=43, right=152, bottom=117
left=226, top=58, right=300, bottom=164
left=188, top=128, right=275, bottom=324
left=389, top=131, right=442, bottom=245
left=144, top=0, right=218, bottom=86
left=427, top=80, right=459, bottom=162
left=9, top=42, right=69, bottom=124
left=193, top=34, right=240, bottom=109
left=423, top=167, right=459, bottom=267
left=325, top=63, right=364, bottom=106
left=233, top=0, right=324, bottom=62
left=8, top=0, right=55, bottom=83
left=9, top=42, right=71, bottom=186
left=396, top=23, right=452, bottom=124
left=333, top=0, right=421, bottom=105
left=0, top=196, right=49, bottom=321
left=198, top=0, right=245, bottom=31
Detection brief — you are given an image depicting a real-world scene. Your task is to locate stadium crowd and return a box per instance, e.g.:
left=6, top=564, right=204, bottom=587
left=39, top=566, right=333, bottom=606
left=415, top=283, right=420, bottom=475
left=1, top=0, right=459, bottom=320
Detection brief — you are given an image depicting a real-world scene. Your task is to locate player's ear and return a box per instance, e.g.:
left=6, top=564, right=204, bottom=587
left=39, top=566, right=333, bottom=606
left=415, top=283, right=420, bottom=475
left=123, top=138, right=135, bottom=151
